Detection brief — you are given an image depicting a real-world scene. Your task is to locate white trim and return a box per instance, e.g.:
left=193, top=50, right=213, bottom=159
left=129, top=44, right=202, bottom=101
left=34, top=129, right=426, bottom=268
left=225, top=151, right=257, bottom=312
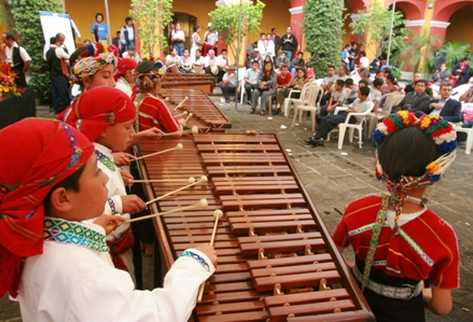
left=405, top=19, right=451, bottom=29
left=289, top=6, right=303, bottom=15
left=350, top=13, right=366, bottom=22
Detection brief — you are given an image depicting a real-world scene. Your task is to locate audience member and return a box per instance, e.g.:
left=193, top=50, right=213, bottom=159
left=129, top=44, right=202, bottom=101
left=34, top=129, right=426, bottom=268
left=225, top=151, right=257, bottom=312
left=251, top=60, right=276, bottom=114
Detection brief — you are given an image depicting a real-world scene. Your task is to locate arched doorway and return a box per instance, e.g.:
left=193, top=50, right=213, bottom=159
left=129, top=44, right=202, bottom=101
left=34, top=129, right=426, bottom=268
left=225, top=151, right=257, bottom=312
left=342, top=0, right=368, bottom=45
left=445, top=5, right=473, bottom=48
left=172, top=12, right=197, bottom=51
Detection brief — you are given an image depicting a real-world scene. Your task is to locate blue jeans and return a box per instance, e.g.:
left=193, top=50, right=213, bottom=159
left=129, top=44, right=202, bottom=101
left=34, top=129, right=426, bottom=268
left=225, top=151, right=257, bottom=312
left=284, top=50, right=293, bottom=61
left=174, top=42, right=185, bottom=56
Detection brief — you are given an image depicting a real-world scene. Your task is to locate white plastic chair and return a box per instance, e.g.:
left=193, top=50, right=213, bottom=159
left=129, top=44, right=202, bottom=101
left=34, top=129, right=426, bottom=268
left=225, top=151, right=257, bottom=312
left=283, top=82, right=313, bottom=117
left=291, top=84, right=324, bottom=132
left=337, top=101, right=375, bottom=150
left=239, top=78, right=246, bottom=104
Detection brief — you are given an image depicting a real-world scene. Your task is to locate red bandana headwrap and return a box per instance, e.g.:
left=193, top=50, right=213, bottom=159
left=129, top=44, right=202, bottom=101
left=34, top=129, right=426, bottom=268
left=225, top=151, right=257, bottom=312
left=65, top=86, right=136, bottom=141
left=0, top=118, right=93, bottom=297
left=115, top=58, right=137, bottom=80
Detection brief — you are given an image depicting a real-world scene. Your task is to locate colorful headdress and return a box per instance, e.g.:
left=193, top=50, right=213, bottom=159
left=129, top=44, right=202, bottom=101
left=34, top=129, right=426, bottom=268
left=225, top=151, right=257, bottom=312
left=73, top=52, right=117, bottom=81
left=373, top=111, right=457, bottom=188
left=65, top=87, right=136, bottom=141
left=115, top=58, right=137, bottom=80
left=0, top=118, right=93, bottom=297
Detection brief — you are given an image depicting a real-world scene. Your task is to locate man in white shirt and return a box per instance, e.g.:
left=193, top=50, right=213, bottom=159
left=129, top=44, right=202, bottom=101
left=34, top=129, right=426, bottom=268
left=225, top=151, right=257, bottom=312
left=119, top=17, right=136, bottom=53
left=204, top=49, right=220, bottom=77
left=179, top=49, right=193, bottom=73
left=122, top=47, right=142, bottom=64
left=3, top=32, right=31, bottom=87
left=192, top=49, right=205, bottom=74
left=244, top=60, right=260, bottom=103
left=216, top=49, right=229, bottom=69
left=171, top=23, right=186, bottom=56
left=359, top=51, right=370, bottom=69
left=203, top=23, right=218, bottom=56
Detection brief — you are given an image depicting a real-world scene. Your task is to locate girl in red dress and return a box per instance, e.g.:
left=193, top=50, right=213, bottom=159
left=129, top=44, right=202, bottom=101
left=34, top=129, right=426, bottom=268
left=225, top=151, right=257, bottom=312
left=333, top=111, right=459, bottom=322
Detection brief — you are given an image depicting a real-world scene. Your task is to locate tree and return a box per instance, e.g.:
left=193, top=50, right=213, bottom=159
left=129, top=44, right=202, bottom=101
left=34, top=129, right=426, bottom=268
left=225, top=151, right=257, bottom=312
left=8, top=0, right=64, bottom=104
left=439, top=42, right=471, bottom=69
left=209, top=0, right=265, bottom=63
left=304, top=0, right=344, bottom=73
left=130, top=0, right=173, bottom=59
left=349, top=1, right=406, bottom=58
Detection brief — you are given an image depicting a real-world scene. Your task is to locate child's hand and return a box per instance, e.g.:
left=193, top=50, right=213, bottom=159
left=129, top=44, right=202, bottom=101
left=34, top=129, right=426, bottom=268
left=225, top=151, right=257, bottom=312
left=113, top=152, right=135, bottom=166
left=137, top=127, right=165, bottom=139
left=120, top=170, right=134, bottom=186
left=194, top=244, right=217, bottom=265
left=94, top=214, right=126, bottom=235
left=122, top=195, right=146, bottom=213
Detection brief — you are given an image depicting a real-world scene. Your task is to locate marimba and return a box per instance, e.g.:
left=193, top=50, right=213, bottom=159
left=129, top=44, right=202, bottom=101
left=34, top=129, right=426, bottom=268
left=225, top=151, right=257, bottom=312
left=137, top=133, right=374, bottom=322
left=163, top=88, right=231, bottom=131
left=161, top=73, right=216, bottom=94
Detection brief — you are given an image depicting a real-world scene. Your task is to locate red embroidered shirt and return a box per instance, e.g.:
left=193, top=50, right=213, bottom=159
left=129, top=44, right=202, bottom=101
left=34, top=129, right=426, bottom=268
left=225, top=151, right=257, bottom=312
left=332, top=195, right=460, bottom=289
left=277, top=72, right=292, bottom=87
left=137, top=95, right=180, bottom=133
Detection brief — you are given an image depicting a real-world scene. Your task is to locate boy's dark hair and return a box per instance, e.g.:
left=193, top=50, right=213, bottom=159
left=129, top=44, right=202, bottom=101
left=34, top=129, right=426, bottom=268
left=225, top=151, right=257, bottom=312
left=344, top=78, right=354, bottom=86
left=359, top=79, right=370, bottom=88
left=95, top=12, right=104, bottom=20
left=378, top=127, right=438, bottom=182
left=387, top=74, right=396, bottom=83
left=328, top=65, right=335, bottom=70
left=373, top=78, right=384, bottom=88
left=44, top=165, right=86, bottom=211
left=125, top=16, right=133, bottom=23
left=5, top=32, right=16, bottom=41
left=415, top=79, right=427, bottom=86
left=359, top=86, right=370, bottom=97
left=335, top=79, right=345, bottom=87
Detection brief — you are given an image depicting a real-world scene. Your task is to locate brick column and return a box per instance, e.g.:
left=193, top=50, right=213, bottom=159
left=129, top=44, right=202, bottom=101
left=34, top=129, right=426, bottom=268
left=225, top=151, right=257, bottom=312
left=289, top=0, right=305, bottom=50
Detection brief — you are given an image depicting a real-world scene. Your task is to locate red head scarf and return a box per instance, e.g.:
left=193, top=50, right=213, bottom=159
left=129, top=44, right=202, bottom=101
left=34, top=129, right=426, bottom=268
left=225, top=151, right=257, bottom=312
left=64, top=86, right=136, bottom=141
left=115, top=58, right=137, bottom=81
left=0, top=118, right=93, bottom=297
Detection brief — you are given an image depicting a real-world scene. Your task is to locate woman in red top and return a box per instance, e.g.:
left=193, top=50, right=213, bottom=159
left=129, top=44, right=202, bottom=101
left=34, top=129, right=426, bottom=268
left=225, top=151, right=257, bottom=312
left=333, top=112, right=459, bottom=322
left=134, top=61, right=182, bottom=133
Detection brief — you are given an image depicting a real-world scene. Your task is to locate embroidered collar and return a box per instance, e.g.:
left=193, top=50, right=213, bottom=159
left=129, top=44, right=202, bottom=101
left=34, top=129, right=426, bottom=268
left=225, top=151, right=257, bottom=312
left=95, top=144, right=116, bottom=172
left=43, top=217, right=109, bottom=252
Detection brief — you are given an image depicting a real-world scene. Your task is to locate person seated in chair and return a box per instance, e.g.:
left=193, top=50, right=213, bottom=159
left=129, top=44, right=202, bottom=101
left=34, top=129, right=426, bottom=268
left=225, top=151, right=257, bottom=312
left=320, top=79, right=349, bottom=117
left=430, top=82, right=462, bottom=123
left=219, top=68, right=237, bottom=103
left=306, top=86, right=371, bottom=146
left=273, top=63, right=292, bottom=114
left=344, top=78, right=357, bottom=104
left=394, top=79, right=432, bottom=115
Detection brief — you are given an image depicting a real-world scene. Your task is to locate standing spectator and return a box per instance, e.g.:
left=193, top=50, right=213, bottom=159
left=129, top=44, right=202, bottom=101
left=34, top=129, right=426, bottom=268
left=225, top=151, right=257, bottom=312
left=112, top=31, right=121, bottom=48
left=271, top=28, right=282, bottom=55
left=46, top=33, right=71, bottom=113
left=251, top=60, right=276, bottom=114
left=266, top=33, right=275, bottom=59
left=359, top=51, right=369, bottom=69
left=243, top=60, right=260, bottom=104
left=341, top=44, right=350, bottom=69
left=219, top=68, right=237, bottom=103
left=430, top=83, right=462, bottom=122
left=203, top=23, right=218, bottom=56
left=171, top=23, right=186, bottom=56
left=3, top=32, right=31, bottom=88
left=91, top=12, right=108, bottom=43
left=281, top=26, right=298, bottom=61
left=119, top=17, right=136, bottom=54
left=257, top=33, right=269, bottom=59
left=290, top=51, right=305, bottom=73
left=191, top=25, right=201, bottom=61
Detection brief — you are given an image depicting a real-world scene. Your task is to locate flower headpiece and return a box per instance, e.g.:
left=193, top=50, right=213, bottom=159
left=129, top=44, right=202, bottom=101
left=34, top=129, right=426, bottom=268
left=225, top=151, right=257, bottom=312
left=373, top=111, right=457, bottom=190
left=73, top=53, right=117, bottom=81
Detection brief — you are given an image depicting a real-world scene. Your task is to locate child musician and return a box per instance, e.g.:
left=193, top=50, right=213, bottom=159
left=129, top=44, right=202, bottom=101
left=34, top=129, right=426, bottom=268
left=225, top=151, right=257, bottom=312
left=134, top=60, right=182, bottom=133
left=0, top=118, right=216, bottom=322
left=333, top=111, right=460, bottom=322
left=65, top=86, right=146, bottom=276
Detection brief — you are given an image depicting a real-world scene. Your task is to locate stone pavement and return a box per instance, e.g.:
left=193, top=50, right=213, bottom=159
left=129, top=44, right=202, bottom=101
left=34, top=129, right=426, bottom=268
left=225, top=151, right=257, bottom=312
left=1, top=102, right=472, bottom=321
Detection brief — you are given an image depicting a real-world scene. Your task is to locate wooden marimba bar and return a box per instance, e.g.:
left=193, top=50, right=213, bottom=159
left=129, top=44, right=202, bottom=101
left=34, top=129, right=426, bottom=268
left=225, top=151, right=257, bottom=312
left=137, top=133, right=373, bottom=322
left=161, top=73, right=215, bottom=94
left=163, top=88, right=231, bottom=132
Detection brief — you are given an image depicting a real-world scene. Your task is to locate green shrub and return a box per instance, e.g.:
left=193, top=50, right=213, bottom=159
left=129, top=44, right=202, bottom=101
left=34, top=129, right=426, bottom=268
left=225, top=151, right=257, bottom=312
left=304, top=0, right=344, bottom=73
left=8, top=0, right=64, bottom=104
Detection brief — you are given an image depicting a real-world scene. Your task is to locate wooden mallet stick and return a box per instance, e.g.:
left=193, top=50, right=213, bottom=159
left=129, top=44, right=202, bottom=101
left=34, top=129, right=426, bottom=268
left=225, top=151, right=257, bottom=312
left=134, top=143, right=183, bottom=161
left=182, top=113, right=193, bottom=126
left=174, top=96, right=189, bottom=111
left=197, top=209, right=223, bottom=302
left=175, top=111, right=189, bottom=119
left=160, top=126, right=199, bottom=137
left=127, top=198, right=208, bottom=223
left=145, top=176, right=207, bottom=206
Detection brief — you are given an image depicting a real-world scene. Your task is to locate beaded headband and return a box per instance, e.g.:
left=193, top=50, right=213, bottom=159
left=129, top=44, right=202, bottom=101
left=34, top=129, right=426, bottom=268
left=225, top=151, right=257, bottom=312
left=73, top=53, right=117, bottom=81
left=373, top=111, right=457, bottom=190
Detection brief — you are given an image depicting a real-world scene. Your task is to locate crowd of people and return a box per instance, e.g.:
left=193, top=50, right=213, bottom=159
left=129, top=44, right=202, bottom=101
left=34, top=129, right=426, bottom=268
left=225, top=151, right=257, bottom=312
left=0, top=10, right=465, bottom=322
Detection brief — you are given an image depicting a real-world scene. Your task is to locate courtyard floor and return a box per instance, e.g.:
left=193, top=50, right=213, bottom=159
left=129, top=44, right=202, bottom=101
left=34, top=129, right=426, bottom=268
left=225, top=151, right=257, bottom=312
left=1, top=101, right=472, bottom=321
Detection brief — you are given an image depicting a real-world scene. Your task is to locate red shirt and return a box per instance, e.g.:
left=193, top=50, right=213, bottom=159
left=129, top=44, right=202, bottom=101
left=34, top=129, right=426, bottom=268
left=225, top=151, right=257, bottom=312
left=277, top=72, right=292, bottom=86
left=138, top=95, right=180, bottom=133
left=332, top=195, right=460, bottom=289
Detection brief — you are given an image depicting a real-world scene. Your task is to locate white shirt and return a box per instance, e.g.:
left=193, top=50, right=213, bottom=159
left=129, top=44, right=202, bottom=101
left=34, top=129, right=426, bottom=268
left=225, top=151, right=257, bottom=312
left=120, top=25, right=135, bottom=44
left=216, top=55, right=228, bottom=67
left=94, top=143, right=129, bottom=240
left=4, top=42, right=31, bottom=65
left=203, top=56, right=217, bottom=68
left=122, top=51, right=142, bottom=64
left=55, top=45, right=70, bottom=60
left=360, top=56, right=370, bottom=69
left=192, top=56, right=205, bottom=65
left=204, top=31, right=218, bottom=45
left=115, top=77, right=133, bottom=97
left=166, top=54, right=180, bottom=67
left=171, top=30, right=185, bottom=42
left=18, top=219, right=215, bottom=322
